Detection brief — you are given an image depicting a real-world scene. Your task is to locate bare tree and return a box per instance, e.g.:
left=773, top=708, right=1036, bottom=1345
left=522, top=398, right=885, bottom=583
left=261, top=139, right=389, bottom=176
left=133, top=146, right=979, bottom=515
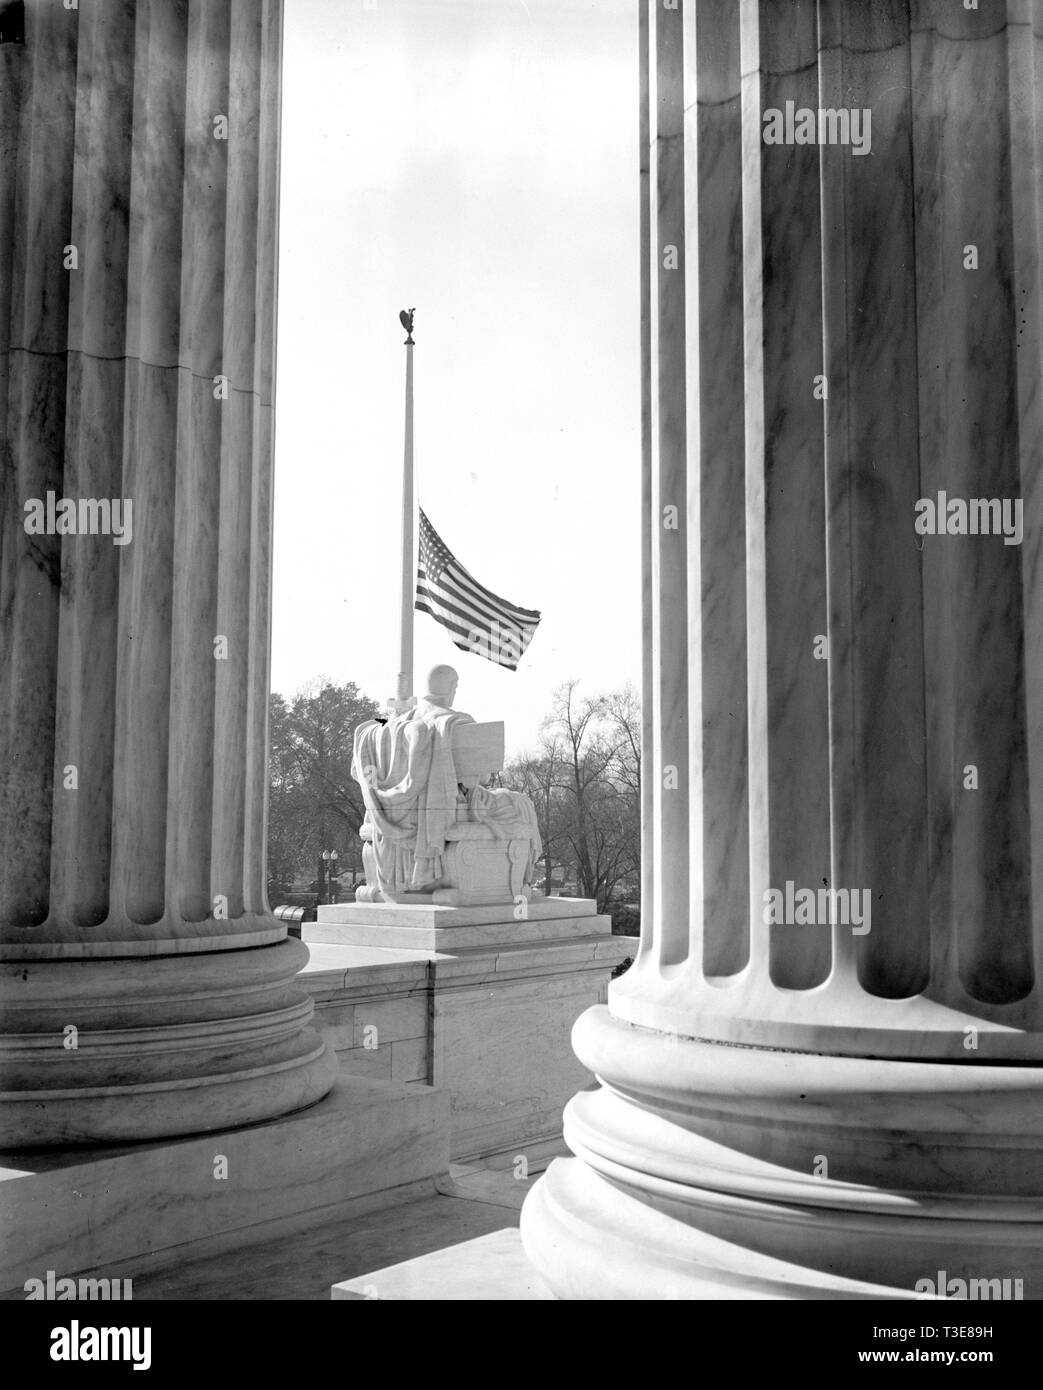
left=502, top=680, right=641, bottom=911
left=605, top=683, right=641, bottom=804
left=498, top=746, right=569, bottom=895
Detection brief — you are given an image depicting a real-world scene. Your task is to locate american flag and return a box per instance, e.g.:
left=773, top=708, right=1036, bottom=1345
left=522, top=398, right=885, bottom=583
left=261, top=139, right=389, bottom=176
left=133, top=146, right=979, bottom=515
left=415, top=508, right=541, bottom=670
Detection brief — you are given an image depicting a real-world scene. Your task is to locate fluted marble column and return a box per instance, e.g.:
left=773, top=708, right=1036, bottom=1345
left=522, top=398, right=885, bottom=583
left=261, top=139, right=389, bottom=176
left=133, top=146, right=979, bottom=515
left=0, top=0, right=335, bottom=1146
left=522, top=0, right=1043, bottom=1298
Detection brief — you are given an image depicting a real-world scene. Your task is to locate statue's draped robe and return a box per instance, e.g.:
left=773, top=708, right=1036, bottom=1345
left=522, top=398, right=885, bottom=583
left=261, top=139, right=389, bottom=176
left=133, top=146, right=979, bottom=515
left=353, top=701, right=543, bottom=899
left=467, top=784, right=542, bottom=881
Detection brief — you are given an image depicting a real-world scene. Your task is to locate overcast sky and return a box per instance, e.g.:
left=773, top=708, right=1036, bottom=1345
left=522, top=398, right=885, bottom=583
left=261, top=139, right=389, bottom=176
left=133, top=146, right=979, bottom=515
left=273, top=0, right=639, bottom=755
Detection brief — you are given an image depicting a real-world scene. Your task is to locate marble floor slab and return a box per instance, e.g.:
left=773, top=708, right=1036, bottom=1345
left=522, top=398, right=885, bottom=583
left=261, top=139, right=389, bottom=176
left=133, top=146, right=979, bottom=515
left=41, top=1155, right=565, bottom=1301
left=331, top=1228, right=555, bottom=1301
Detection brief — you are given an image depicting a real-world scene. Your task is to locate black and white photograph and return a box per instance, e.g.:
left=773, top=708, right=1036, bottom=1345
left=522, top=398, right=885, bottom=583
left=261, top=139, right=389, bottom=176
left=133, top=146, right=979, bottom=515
left=0, top=0, right=1040, bottom=1358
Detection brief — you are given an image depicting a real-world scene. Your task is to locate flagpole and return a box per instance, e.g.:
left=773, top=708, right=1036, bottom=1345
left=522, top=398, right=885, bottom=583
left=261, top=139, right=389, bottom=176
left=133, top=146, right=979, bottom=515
left=394, top=308, right=416, bottom=710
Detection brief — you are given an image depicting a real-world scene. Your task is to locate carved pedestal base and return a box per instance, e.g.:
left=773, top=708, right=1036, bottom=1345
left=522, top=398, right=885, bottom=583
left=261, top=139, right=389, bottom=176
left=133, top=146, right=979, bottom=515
left=358, top=822, right=534, bottom=907
left=307, top=895, right=604, bottom=951
left=521, top=1007, right=1043, bottom=1299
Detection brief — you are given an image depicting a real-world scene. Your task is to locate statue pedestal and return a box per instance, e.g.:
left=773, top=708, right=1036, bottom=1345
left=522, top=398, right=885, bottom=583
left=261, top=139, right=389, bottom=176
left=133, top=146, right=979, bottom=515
left=304, top=895, right=603, bottom=951
left=302, top=898, right=635, bottom=1163
left=358, top=818, right=537, bottom=908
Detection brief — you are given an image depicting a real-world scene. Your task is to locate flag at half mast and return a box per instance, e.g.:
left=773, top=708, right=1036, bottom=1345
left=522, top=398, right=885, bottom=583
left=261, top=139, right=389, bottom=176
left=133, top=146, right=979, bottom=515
left=416, top=507, right=541, bottom=670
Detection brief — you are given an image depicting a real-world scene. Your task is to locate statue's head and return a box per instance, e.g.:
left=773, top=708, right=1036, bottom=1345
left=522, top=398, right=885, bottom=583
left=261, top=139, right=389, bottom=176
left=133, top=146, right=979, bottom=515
left=424, top=664, right=459, bottom=708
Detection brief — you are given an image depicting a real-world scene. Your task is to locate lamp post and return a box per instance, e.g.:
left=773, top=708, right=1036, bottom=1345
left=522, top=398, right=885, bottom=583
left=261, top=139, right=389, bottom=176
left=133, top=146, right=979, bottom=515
left=321, top=849, right=339, bottom=906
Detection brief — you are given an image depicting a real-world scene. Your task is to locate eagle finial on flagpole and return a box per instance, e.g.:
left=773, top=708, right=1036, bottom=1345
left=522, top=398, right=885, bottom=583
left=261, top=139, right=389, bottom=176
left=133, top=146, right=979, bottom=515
left=399, top=307, right=415, bottom=345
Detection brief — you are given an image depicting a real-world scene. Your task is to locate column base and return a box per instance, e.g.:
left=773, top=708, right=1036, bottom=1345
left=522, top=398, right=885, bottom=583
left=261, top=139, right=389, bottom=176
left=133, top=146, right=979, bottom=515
left=0, top=937, right=337, bottom=1148
left=520, top=1007, right=1043, bottom=1299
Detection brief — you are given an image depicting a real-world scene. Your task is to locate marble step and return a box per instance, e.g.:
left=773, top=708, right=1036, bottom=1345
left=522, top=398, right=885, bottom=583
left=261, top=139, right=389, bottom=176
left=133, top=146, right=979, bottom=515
left=331, top=1228, right=555, bottom=1301
left=0, top=1075, right=448, bottom=1295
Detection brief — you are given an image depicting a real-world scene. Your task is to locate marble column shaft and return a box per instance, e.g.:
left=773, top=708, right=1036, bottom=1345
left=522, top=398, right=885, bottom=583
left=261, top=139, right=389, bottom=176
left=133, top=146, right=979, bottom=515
left=0, top=0, right=335, bottom=1146
left=620, top=0, right=1043, bottom=1060
left=522, top=0, right=1043, bottom=1299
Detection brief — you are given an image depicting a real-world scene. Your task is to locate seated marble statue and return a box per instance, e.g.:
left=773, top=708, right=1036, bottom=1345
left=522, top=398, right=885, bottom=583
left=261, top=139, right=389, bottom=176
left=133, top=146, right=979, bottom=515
left=352, top=665, right=542, bottom=905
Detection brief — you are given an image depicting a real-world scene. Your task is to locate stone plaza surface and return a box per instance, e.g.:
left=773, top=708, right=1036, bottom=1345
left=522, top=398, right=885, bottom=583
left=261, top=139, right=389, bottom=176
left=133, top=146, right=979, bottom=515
left=332, top=1228, right=555, bottom=1302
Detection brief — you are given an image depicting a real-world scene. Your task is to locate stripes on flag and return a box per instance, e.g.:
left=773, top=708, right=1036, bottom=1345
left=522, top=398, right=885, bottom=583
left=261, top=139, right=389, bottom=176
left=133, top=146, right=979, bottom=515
left=415, top=507, right=541, bottom=670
